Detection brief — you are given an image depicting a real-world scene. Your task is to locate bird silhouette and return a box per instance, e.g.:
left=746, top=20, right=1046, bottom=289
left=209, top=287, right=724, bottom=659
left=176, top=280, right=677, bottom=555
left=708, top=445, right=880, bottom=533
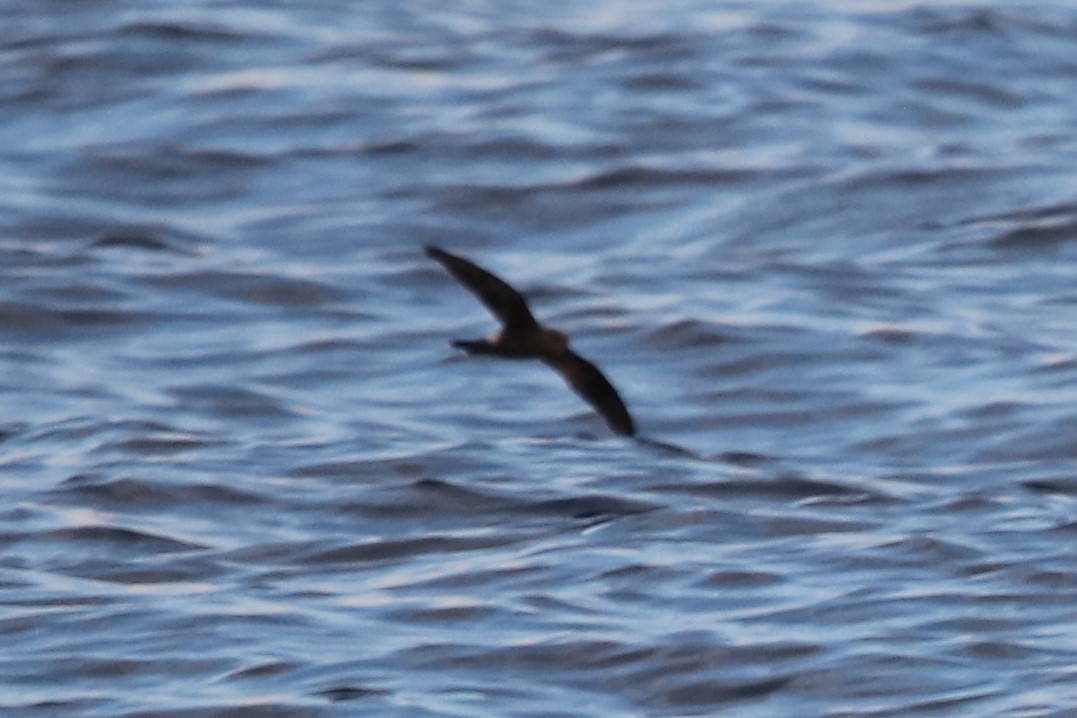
left=426, top=245, right=635, bottom=437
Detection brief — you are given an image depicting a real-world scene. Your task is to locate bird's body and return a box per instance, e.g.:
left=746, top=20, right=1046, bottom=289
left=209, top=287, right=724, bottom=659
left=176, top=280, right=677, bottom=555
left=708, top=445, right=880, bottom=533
left=426, top=246, right=635, bottom=437
left=452, top=325, right=567, bottom=358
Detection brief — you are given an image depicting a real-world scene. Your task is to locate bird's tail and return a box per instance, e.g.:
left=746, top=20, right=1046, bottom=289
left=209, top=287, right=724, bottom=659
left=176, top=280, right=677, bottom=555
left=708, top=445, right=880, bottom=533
left=452, top=339, right=497, bottom=354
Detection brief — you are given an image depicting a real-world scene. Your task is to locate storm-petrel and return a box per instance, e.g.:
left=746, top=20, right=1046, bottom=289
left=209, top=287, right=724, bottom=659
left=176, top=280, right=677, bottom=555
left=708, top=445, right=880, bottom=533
left=426, top=245, right=635, bottom=437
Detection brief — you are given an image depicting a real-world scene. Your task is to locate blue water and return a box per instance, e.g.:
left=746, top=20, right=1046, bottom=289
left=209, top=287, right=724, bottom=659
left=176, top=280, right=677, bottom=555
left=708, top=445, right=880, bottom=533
left=2, top=1, right=1077, bottom=716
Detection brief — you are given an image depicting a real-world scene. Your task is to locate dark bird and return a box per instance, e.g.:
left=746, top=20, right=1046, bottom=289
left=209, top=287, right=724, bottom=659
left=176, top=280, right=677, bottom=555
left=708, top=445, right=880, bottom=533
left=426, top=245, right=635, bottom=437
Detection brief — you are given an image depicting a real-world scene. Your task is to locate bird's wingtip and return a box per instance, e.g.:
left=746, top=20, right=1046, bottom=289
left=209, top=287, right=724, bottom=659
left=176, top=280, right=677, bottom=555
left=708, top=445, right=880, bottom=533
left=614, top=419, right=636, bottom=438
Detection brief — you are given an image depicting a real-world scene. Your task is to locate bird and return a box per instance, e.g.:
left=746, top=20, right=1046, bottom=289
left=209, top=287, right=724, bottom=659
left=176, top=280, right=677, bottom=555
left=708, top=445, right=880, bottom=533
left=425, top=245, right=635, bottom=437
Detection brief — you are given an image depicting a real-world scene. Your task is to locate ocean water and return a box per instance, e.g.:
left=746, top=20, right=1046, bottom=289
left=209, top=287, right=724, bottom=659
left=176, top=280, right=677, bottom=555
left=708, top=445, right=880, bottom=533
left=2, top=1, right=1076, bottom=716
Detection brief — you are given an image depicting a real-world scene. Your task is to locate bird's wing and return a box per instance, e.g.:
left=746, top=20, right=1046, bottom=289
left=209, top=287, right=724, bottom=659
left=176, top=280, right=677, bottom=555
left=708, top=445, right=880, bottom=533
left=547, top=350, right=635, bottom=436
left=426, top=246, right=538, bottom=330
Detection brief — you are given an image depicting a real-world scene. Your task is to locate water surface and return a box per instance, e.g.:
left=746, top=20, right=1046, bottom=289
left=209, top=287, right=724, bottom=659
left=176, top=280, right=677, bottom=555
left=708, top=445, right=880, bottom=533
left=2, top=1, right=1077, bottom=716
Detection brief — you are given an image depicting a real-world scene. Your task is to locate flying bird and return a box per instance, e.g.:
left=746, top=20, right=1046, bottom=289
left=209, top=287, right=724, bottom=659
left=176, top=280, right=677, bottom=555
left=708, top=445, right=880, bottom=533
left=426, top=245, right=635, bottom=437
